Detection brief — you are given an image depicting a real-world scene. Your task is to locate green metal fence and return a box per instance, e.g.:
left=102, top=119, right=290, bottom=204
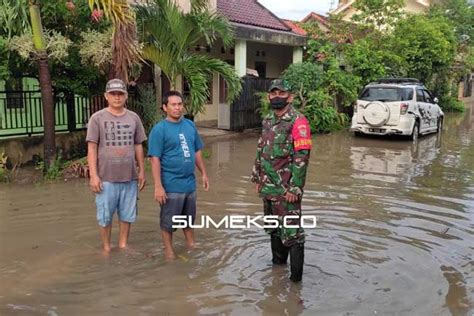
left=0, top=90, right=110, bottom=138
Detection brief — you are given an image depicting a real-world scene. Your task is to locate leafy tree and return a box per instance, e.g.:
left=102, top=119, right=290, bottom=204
left=281, top=62, right=323, bottom=109
left=0, top=37, right=10, bottom=79
left=28, top=0, right=56, bottom=168
left=281, top=59, right=350, bottom=133
left=429, top=0, right=474, bottom=45
left=4, top=0, right=109, bottom=96
left=136, top=0, right=241, bottom=118
left=303, top=19, right=360, bottom=109
left=351, top=0, right=406, bottom=31
left=388, top=15, right=457, bottom=85
left=88, top=0, right=141, bottom=83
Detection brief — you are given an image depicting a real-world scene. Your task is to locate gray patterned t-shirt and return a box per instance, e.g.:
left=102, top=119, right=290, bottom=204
left=86, top=108, right=147, bottom=182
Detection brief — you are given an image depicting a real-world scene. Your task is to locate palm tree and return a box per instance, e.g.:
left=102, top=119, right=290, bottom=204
left=29, top=0, right=55, bottom=168
left=87, top=0, right=141, bottom=83
left=136, top=0, right=242, bottom=118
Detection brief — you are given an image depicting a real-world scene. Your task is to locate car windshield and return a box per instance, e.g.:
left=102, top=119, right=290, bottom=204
left=359, top=87, right=413, bottom=102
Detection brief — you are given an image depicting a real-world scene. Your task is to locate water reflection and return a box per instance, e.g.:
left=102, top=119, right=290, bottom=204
left=350, top=134, right=441, bottom=183
left=0, top=104, right=473, bottom=315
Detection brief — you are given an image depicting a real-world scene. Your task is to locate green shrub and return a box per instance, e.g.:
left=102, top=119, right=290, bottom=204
left=257, top=86, right=348, bottom=133
left=128, top=84, right=162, bottom=136
left=303, top=104, right=348, bottom=133
left=282, top=62, right=323, bottom=108
left=440, top=96, right=465, bottom=112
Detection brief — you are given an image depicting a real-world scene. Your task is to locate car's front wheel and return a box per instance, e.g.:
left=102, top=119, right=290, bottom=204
left=411, top=121, right=419, bottom=142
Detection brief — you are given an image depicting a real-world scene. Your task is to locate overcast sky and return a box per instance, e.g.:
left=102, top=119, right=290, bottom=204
left=258, top=0, right=336, bottom=21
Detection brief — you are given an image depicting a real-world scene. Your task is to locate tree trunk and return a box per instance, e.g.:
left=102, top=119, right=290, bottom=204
left=29, top=2, right=56, bottom=169
left=38, top=55, right=56, bottom=168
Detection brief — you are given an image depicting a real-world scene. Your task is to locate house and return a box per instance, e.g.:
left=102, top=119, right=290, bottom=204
left=300, top=12, right=329, bottom=33
left=174, top=0, right=307, bottom=128
left=331, top=0, right=432, bottom=21
left=330, top=0, right=473, bottom=102
left=0, top=0, right=307, bottom=138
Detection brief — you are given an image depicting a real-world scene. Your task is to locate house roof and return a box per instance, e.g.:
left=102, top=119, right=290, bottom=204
left=217, top=0, right=291, bottom=32
left=301, top=12, right=329, bottom=26
left=282, top=20, right=307, bottom=36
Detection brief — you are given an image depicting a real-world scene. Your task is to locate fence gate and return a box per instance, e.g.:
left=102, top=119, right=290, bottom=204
left=229, top=77, right=272, bottom=131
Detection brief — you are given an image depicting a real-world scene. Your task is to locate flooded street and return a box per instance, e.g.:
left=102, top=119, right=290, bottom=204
left=1, top=104, right=473, bottom=315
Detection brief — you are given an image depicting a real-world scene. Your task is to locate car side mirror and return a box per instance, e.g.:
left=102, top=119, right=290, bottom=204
left=433, top=97, right=439, bottom=104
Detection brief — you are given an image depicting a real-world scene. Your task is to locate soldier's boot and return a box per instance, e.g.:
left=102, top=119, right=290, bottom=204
left=271, top=234, right=289, bottom=265
left=289, top=243, right=304, bottom=282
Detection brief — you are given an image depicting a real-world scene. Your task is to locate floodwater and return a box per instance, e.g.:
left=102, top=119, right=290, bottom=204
left=1, top=104, right=473, bottom=316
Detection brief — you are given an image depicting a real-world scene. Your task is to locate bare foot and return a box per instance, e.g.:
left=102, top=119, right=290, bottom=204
left=118, top=243, right=127, bottom=249
left=102, top=245, right=111, bottom=255
left=164, top=248, right=176, bottom=260
left=185, top=241, right=195, bottom=250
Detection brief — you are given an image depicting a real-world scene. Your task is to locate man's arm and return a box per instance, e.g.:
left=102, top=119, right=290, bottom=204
left=87, top=142, right=102, bottom=193
left=150, top=156, right=167, bottom=205
left=287, top=149, right=310, bottom=197
left=195, top=150, right=209, bottom=191
left=286, top=116, right=312, bottom=202
left=135, top=144, right=146, bottom=191
left=251, top=135, right=264, bottom=193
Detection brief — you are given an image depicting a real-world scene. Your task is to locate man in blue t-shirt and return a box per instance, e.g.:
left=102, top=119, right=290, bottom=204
left=148, top=90, right=209, bottom=260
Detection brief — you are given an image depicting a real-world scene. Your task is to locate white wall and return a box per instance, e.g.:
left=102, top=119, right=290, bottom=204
left=191, top=40, right=294, bottom=123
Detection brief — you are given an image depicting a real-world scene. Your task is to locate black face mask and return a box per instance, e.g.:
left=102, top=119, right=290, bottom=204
left=270, top=97, right=289, bottom=109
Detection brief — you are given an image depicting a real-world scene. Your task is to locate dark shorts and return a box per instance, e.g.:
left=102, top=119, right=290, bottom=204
left=160, top=192, right=196, bottom=232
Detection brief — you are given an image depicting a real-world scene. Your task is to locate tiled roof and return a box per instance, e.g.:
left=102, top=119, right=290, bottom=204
left=217, top=0, right=291, bottom=32
left=301, top=12, right=329, bottom=26
left=282, top=20, right=307, bottom=36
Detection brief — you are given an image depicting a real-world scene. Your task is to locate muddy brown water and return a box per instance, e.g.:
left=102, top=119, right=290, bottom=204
left=1, top=105, right=473, bottom=315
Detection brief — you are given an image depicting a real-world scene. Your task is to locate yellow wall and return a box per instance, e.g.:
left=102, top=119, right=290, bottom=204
left=405, top=1, right=430, bottom=14
left=195, top=72, right=219, bottom=123
left=174, top=0, right=215, bottom=12
left=340, top=7, right=357, bottom=22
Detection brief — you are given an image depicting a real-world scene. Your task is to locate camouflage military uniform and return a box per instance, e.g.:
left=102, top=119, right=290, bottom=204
left=251, top=104, right=312, bottom=247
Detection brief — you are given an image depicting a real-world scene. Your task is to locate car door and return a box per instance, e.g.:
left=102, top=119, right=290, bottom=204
left=415, top=88, right=430, bottom=132
left=422, top=89, right=436, bottom=129
left=424, top=89, right=441, bottom=129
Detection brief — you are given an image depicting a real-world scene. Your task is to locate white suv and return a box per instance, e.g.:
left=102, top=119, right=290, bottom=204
left=350, top=78, right=444, bottom=140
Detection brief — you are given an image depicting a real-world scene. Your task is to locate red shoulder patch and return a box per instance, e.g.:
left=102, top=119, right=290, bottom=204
left=292, top=117, right=312, bottom=151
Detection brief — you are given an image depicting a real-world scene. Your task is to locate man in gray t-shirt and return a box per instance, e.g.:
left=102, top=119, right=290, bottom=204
left=86, top=79, right=147, bottom=253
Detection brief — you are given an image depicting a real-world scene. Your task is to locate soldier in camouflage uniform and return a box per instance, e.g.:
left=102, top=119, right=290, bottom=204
left=251, top=79, right=312, bottom=283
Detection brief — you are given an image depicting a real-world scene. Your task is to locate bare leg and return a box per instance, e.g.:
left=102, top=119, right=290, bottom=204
left=100, top=225, right=112, bottom=252
left=183, top=228, right=195, bottom=249
left=118, top=221, right=131, bottom=248
left=161, top=230, right=176, bottom=260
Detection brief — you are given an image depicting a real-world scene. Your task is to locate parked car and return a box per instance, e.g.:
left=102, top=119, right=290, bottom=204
left=350, top=78, right=444, bottom=141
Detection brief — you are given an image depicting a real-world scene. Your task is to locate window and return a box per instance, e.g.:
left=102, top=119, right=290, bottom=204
left=416, top=89, right=425, bottom=102
left=422, top=90, right=432, bottom=103
left=359, top=87, right=413, bottom=101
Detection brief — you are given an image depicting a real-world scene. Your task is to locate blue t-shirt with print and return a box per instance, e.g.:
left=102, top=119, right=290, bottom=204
left=148, top=118, right=203, bottom=193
